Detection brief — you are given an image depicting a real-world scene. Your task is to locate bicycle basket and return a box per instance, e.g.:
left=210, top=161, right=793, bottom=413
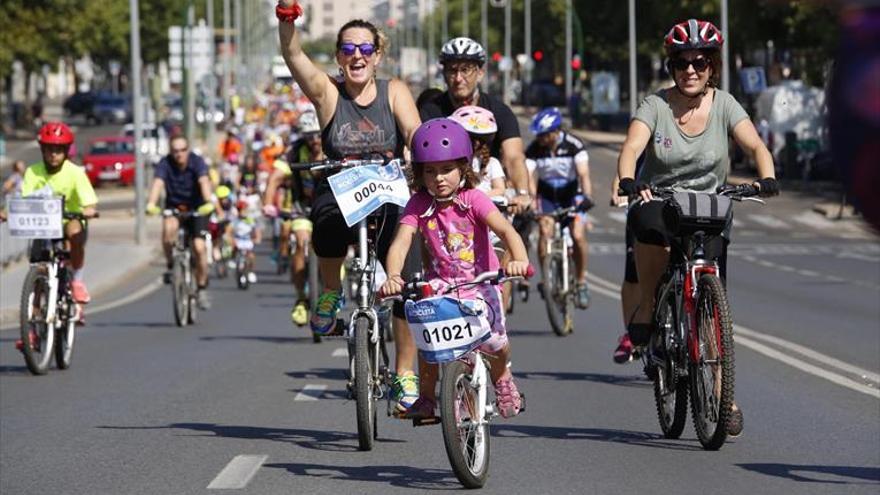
left=404, top=296, right=493, bottom=364
left=662, top=192, right=732, bottom=236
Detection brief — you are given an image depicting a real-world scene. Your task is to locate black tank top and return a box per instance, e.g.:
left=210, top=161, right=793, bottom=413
left=322, top=79, right=404, bottom=160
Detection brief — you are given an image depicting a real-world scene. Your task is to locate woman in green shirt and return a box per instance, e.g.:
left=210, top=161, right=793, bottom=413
left=616, top=19, right=778, bottom=436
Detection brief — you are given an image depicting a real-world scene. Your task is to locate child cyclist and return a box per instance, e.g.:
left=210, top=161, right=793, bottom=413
left=448, top=105, right=506, bottom=197
left=380, top=118, right=530, bottom=419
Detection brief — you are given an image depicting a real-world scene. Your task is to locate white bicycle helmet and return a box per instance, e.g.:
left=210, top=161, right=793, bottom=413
left=297, top=111, right=320, bottom=135
left=440, top=37, right=487, bottom=66
left=450, top=105, right=497, bottom=135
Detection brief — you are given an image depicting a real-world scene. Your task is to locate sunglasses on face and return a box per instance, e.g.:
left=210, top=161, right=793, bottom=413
left=338, top=42, right=376, bottom=57
left=669, top=57, right=710, bottom=73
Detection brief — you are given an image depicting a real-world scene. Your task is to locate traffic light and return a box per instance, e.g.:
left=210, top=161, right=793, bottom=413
left=492, top=51, right=502, bottom=63
left=571, top=54, right=582, bottom=71
left=532, top=50, right=544, bottom=62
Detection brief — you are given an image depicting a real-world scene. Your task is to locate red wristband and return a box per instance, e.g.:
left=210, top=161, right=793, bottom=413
left=275, top=3, right=302, bottom=23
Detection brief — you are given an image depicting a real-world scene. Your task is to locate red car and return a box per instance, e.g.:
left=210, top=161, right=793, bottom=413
left=82, top=136, right=136, bottom=186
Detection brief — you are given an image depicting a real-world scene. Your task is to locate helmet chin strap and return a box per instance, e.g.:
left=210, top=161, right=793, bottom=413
left=421, top=178, right=467, bottom=217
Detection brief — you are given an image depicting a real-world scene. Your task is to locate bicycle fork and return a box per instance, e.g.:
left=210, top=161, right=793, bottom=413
left=44, top=262, right=60, bottom=327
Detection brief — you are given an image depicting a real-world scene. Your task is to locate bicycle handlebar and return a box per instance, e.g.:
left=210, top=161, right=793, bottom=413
left=287, top=157, right=395, bottom=172
left=379, top=266, right=535, bottom=302
left=618, top=183, right=764, bottom=203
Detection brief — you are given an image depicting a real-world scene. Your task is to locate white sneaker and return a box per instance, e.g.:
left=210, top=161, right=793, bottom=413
left=247, top=272, right=257, bottom=283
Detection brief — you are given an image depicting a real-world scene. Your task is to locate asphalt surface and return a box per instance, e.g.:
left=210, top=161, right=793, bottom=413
left=1, top=135, right=878, bottom=494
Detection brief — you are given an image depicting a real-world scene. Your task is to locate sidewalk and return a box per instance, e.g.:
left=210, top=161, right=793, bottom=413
left=0, top=212, right=162, bottom=327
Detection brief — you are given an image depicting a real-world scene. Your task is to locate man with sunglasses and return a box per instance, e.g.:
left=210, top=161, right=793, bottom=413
left=146, top=135, right=220, bottom=309
left=418, top=37, right=532, bottom=215
left=617, top=19, right=779, bottom=437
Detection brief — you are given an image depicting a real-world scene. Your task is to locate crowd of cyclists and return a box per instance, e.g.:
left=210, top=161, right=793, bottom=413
left=6, top=5, right=780, bottom=442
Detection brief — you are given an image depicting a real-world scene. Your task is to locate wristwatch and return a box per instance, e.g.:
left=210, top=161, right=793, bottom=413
left=515, top=189, right=530, bottom=196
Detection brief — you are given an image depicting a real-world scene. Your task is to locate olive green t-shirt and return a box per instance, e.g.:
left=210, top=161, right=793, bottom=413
left=633, top=88, right=749, bottom=193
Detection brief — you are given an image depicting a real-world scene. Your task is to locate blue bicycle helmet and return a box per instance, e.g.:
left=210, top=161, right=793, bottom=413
left=530, top=107, right=563, bottom=135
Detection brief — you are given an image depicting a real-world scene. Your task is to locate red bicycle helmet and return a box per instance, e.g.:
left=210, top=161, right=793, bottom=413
left=664, top=19, right=724, bottom=55
left=37, top=121, right=75, bottom=146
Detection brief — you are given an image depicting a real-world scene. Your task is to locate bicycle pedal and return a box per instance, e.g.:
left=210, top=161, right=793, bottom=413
left=412, top=416, right=441, bottom=427
left=519, top=393, right=526, bottom=414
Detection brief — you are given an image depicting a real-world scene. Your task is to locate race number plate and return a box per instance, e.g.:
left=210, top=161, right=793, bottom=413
left=7, top=197, right=64, bottom=239
left=327, top=160, right=410, bottom=227
left=404, top=296, right=492, bottom=363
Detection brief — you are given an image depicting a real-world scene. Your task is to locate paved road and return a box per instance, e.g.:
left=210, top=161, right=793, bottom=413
left=1, top=139, right=878, bottom=494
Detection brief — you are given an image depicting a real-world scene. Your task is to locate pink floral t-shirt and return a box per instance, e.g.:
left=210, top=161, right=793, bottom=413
left=400, top=188, right=501, bottom=284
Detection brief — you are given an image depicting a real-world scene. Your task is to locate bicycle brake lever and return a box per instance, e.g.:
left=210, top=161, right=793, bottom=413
left=742, top=197, right=766, bottom=204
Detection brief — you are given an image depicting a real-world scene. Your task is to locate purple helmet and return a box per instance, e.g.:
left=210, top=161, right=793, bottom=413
left=411, top=118, right=473, bottom=163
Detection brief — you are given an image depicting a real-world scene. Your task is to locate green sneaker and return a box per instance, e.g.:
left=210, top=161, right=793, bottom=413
left=391, top=373, right=419, bottom=415
left=309, top=290, right=343, bottom=335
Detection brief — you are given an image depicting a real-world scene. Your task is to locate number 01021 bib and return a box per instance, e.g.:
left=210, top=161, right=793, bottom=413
left=404, top=296, right=492, bottom=363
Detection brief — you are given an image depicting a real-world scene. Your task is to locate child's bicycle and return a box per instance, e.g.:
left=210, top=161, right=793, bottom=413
left=383, top=267, right=533, bottom=488
left=7, top=196, right=97, bottom=375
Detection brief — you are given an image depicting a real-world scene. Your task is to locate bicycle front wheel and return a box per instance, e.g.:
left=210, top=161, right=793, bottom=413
left=19, top=266, right=55, bottom=375
left=441, top=359, right=490, bottom=488
left=543, top=254, right=572, bottom=336
left=652, top=290, right=687, bottom=439
left=353, top=315, right=376, bottom=451
left=690, top=274, right=735, bottom=450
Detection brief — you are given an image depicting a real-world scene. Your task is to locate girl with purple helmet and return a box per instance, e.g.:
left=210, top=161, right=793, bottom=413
left=380, top=118, right=530, bottom=419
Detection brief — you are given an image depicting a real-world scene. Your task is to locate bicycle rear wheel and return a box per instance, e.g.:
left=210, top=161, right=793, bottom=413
left=187, top=256, right=199, bottom=324
left=543, top=254, right=573, bottom=336
left=353, top=315, right=376, bottom=451
left=19, top=266, right=55, bottom=375
left=441, top=359, right=490, bottom=488
left=172, top=254, right=189, bottom=327
left=652, top=290, right=688, bottom=439
left=690, top=274, right=734, bottom=450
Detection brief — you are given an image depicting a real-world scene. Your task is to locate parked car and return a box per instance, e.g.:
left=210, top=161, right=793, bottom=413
left=121, top=123, right=168, bottom=165
left=63, top=91, right=96, bottom=118
left=91, top=93, right=132, bottom=124
left=82, top=136, right=136, bottom=186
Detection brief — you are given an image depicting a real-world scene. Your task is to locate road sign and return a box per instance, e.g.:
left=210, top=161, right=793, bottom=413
left=740, top=67, right=767, bottom=95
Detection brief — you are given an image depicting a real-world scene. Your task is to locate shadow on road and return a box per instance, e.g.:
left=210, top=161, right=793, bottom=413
left=738, top=463, right=880, bottom=485
left=507, top=329, right=557, bottom=337
left=490, top=424, right=703, bottom=451
left=200, top=335, right=315, bottom=344
left=96, top=422, right=404, bottom=452
left=0, top=364, right=31, bottom=375
left=514, top=370, right=651, bottom=389
left=264, top=462, right=460, bottom=490
left=91, top=321, right=175, bottom=329
left=286, top=368, right=347, bottom=381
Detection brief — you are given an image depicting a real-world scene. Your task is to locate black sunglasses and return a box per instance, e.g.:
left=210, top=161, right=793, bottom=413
left=338, top=42, right=376, bottom=57
left=669, top=57, right=710, bottom=73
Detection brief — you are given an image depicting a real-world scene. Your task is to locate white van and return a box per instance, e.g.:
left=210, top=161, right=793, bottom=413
left=753, top=80, right=827, bottom=162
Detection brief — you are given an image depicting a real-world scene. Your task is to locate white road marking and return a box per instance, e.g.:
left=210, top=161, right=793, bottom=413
left=207, top=455, right=268, bottom=489
left=837, top=251, right=880, bottom=263
left=746, top=214, right=791, bottom=229
left=294, top=384, right=328, bottom=401
left=792, top=211, right=841, bottom=231
left=606, top=211, right=628, bottom=224
left=586, top=272, right=880, bottom=399
left=331, top=347, right=347, bottom=357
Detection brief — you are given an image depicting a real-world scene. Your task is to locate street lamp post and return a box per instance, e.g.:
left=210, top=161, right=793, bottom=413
left=463, top=0, right=469, bottom=37
left=129, top=0, right=145, bottom=244
left=628, top=0, right=636, bottom=116
left=503, top=0, right=511, bottom=105
left=481, top=0, right=488, bottom=91
left=565, top=0, right=572, bottom=101
left=721, top=0, right=730, bottom=91
left=442, top=0, right=448, bottom=42
left=223, top=0, right=231, bottom=119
